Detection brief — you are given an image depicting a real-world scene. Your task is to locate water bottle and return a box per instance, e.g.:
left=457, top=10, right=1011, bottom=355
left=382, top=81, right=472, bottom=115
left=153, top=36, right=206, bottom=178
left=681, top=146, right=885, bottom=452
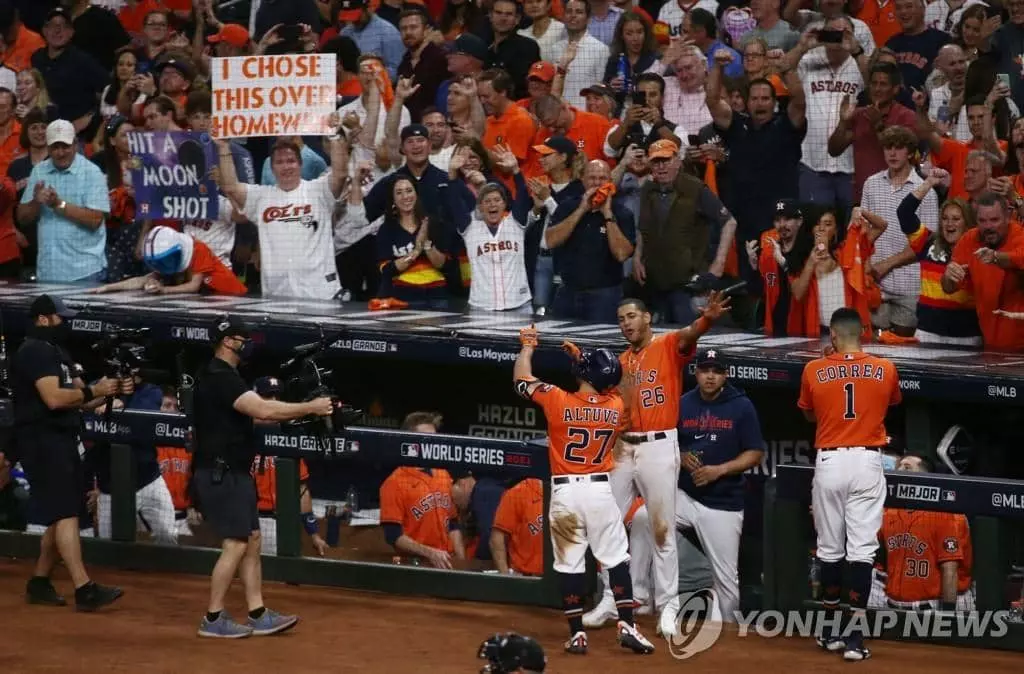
left=617, top=54, right=629, bottom=94
left=809, top=554, right=822, bottom=599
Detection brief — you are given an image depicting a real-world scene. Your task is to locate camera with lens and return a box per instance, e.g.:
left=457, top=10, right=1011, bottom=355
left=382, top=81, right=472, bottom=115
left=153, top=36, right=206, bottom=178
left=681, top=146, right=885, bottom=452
left=92, top=327, right=151, bottom=379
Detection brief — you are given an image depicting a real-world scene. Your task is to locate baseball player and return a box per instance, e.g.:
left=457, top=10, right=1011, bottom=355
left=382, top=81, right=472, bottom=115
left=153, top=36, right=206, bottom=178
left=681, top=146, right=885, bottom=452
left=250, top=377, right=328, bottom=557
left=490, top=477, right=545, bottom=577
left=379, top=465, right=465, bottom=568
left=869, top=454, right=975, bottom=612
left=798, top=307, right=902, bottom=661
left=478, top=632, right=547, bottom=673
left=514, top=324, right=655, bottom=656
left=586, top=293, right=731, bottom=638
left=154, top=387, right=198, bottom=537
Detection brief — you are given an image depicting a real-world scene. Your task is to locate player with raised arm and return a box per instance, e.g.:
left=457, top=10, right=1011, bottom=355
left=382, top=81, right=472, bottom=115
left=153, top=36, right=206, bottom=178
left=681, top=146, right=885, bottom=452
left=514, top=324, right=655, bottom=656
left=798, top=307, right=902, bottom=661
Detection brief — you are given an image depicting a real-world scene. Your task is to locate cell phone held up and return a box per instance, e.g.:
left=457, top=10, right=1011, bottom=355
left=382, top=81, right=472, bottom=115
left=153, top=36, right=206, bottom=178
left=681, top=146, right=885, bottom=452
left=277, top=24, right=302, bottom=44
left=817, top=29, right=843, bottom=44
left=631, top=90, right=647, bottom=108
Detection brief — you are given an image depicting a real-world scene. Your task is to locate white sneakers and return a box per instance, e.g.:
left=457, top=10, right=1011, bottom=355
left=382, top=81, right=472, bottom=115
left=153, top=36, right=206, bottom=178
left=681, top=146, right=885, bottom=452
left=656, top=604, right=679, bottom=638
left=582, top=595, right=618, bottom=628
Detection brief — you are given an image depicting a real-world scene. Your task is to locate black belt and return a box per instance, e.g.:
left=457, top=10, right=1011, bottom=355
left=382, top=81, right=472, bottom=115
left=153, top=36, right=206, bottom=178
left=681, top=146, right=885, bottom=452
left=622, top=431, right=667, bottom=444
left=259, top=510, right=276, bottom=518
left=175, top=511, right=188, bottom=521
left=552, top=474, right=609, bottom=485
left=818, top=446, right=884, bottom=452
left=539, top=249, right=553, bottom=257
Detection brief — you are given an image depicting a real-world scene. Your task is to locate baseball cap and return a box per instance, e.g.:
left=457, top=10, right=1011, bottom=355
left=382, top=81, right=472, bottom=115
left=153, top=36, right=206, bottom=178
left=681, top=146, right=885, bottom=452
left=212, top=315, right=250, bottom=342
left=452, top=34, right=487, bottom=62
left=45, top=119, right=75, bottom=146
left=695, top=348, right=727, bottom=371
left=401, top=124, right=429, bottom=142
left=154, top=56, right=196, bottom=81
left=528, top=61, right=556, bottom=83
left=775, top=198, right=802, bottom=219
left=647, top=139, right=679, bottom=160
left=532, top=135, right=576, bottom=157
left=337, top=0, right=367, bottom=23
left=30, top=294, right=77, bottom=319
left=207, top=23, right=250, bottom=48
left=253, top=376, right=282, bottom=397
left=44, top=7, right=72, bottom=25
left=580, top=83, right=614, bottom=99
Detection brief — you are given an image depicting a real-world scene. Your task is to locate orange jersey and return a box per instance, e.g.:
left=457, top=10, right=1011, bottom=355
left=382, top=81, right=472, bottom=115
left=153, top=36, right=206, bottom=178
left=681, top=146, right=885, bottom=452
left=190, top=239, right=247, bottom=295
left=950, top=224, right=1024, bottom=352
left=879, top=509, right=972, bottom=602
left=1, top=24, right=44, bottom=73
left=527, top=384, right=625, bottom=475
left=620, top=331, right=694, bottom=432
left=491, top=477, right=544, bottom=576
left=857, top=0, right=902, bottom=49
left=119, top=0, right=163, bottom=35
left=483, top=103, right=537, bottom=193
left=379, top=467, right=456, bottom=552
left=157, top=446, right=192, bottom=511
left=251, top=456, right=311, bottom=513
left=798, top=352, right=901, bottom=448
left=932, top=137, right=1009, bottom=201
left=526, top=107, right=613, bottom=177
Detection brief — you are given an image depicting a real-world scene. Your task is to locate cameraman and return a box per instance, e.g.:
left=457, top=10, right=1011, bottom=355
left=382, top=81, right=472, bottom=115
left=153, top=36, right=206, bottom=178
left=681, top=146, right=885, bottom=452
left=12, top=295, right=123, bottom=611
left=192, top=316, right=333, bottom=639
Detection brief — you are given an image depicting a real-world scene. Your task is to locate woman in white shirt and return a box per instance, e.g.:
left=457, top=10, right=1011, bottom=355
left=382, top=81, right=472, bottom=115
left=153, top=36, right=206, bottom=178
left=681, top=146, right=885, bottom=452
left=519, top=0, right=568, bottom=63
left=445, top=146, right=534, bottom=312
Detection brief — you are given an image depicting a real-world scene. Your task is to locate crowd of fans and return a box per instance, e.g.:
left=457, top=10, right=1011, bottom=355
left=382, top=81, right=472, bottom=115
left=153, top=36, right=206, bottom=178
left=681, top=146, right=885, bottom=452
left=0, top=0, right=1022, bottom=350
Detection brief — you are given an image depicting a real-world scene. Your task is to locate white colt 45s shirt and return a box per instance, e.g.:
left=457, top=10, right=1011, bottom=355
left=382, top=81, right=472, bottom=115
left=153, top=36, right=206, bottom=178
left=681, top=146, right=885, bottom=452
left=242, top=175, right=341, bottom=300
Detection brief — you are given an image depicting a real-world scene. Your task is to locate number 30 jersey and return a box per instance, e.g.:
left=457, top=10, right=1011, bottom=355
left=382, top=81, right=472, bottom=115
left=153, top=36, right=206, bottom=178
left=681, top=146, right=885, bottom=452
left=525, top=384, right=626, bottom=476
left=798, top=352, right=902, bottom=449
left=619, top=331, right=694, bottom=433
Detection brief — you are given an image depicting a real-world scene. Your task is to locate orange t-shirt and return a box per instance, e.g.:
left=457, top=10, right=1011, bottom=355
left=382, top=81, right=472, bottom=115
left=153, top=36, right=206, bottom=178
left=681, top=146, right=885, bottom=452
left=932, top=137, right=1009, bottom=201
left=797, top=352, right=902, bottom=448
left=491, top=477, right=544, bottom=576
left=619, top=331, right=694, bottom=433
left=527, top=384, right=625, bottom=476
left=879, top=509, right=972, bottom=602
left=0, top=176, right=19, bottom=264
left=252, top=455, right=311, bottom=513
left=379, top=467, right=456, bottom=552
left=483, top=102, right=537, bottom=192
left=157, top=446, right=192, bottom=511
left=0, top=121, right=24, bottom=178
left=526, top=107, right=613, bottom=176
left=1, top=25, right=44, bottom=74
left=189, top=239, right=247, bottom=295
left=950, top=224, right=1024, bottom=351
left=857, top=0, right=902, bottom=50
left=338, top=78, right=362, bottom=98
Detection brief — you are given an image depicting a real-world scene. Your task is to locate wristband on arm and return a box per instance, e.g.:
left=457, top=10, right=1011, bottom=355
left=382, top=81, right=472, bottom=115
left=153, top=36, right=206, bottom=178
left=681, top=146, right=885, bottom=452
left=301, top=512, right=319, bottom=536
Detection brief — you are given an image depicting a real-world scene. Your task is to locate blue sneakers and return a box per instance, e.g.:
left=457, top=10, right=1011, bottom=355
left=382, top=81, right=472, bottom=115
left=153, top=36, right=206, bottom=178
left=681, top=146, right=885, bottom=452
left=247, top=608, right=299, bottom=636
left=197, top=613, right=253, bottom=639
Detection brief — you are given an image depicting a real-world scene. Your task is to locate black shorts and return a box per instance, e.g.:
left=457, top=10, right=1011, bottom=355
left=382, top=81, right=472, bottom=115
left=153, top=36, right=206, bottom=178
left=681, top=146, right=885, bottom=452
left=16, top=428, right=84, bottom=527
left=193, top=468, right=259, bottom=541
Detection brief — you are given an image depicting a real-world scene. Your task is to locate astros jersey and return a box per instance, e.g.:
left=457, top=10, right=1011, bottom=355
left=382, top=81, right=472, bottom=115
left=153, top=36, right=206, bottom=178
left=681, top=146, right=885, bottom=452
left=620, top=331, right=694, bottom=433
left=185, top=195, right=236, bottom=267
left=157, top=446, right=191, bottom=511
left=461, top=214, right=531, bottom=311
left=522, top=383, right=626, bottom=475
left=251, top=456, right=311, bottom=513
left=189, top=239, right=247, bottom=296
left=879, top=509, right=973, bottom=602
left=241, top=175, right=341, bottom=300
left=379, top=467, right=456, bottom=552
left=798, top=352, right=901, bottom=448
left=491, top=477, right=544, bottom=576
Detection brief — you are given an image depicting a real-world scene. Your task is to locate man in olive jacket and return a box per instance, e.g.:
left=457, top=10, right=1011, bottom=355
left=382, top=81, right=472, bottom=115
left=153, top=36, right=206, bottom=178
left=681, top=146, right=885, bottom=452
left=633, top=139, right=738, bottom=325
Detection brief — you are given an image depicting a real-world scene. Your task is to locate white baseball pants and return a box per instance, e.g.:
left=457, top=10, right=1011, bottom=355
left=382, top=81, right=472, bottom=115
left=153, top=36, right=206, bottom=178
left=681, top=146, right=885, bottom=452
left=97, top=476, right=178, bottom=545
left=550, top=474, right=630, bottom=574
left=812, top=448, right=885, bottom=564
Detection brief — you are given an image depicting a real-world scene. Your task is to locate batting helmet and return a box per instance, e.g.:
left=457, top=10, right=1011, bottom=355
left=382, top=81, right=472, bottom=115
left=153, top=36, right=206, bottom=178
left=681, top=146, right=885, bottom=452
left=572, top=348, right=622, bottom=392
left=478, top=633, right=546, bottom=673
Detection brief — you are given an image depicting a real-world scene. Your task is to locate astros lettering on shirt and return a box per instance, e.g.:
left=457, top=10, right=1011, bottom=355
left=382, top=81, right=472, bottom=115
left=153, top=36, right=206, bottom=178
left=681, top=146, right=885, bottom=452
left=157, top=446, right=192, bottom=511
left=379, top=467, right=457, bottom=552
left=251, top=455, right=311, bottom=514
left=797, top=49, right=863, bottom=174
left=491, top=477, right=544, bottom=576
left=241, top=174, right=341, bottom=300
left=461, top=213, right=531, bottom=310
left=620, top=330, right=694, bottom=432
left=184, top=195, right=237, bottom=267
left=879, top=509, right=972, bottom=602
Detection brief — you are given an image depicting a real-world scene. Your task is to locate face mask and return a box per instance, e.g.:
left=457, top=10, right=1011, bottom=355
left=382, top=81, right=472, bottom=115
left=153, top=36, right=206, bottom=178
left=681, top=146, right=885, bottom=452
left=882, top=455, right=898, bottom=471
left=229, top=338, right=255, bottom=361
left=31, top=321, right=71, bottom=345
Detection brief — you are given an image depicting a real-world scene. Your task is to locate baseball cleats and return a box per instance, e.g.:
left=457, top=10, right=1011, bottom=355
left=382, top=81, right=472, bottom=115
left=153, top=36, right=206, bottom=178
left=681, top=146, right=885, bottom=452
left=198, top=613, right=253, bottom=639
left=816, top=636, right=846, bottom=652
left=247, top=608, right=299, bottom=636
left=582, top=595, right=618, bottom=628
left=564, top=631, right=588, bottom=655
left=656, top=606, right=679, bottom=638
left=25, top=577, right=66, bottom=607
left=617, top=621, right=655, bottom=654
left=74, top=582, right=123, bottom=612
left=843, top=635, right=871, bottom=661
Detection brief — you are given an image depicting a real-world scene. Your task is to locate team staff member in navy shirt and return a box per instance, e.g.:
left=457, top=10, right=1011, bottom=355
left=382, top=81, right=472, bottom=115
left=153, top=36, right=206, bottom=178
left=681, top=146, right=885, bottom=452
left=706, top=47, right=807, bottom=296
left=545, top=159, right=635, bottom=323
left=885, top=0, right=950, bottom=109
left=675, top=349, right=764, bottom=623
left=451, top=470, right=506, bottom=564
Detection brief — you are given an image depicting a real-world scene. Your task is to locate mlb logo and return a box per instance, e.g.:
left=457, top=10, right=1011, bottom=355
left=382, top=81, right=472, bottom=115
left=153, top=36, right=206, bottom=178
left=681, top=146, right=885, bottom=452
left=171, top=327, right=186, bottom=338
left=400, top=442, right=419, bottom=458
left=944, top=537, right=958, bottom=553
left=942, top=490, right=956, bottom=502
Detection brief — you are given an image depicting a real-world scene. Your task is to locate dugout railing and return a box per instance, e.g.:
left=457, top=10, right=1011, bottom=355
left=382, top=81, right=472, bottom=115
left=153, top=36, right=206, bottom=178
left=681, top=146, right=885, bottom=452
left=763, top=464, right=1024, bottom=651
left=0, top=410, right=562, bottom=608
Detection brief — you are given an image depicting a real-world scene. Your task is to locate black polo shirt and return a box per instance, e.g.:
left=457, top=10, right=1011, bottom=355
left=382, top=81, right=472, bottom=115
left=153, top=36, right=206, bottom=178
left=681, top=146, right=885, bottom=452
left=72, top=6, right=132, bottom=72
left=193, top=356, right=254, bottom=471
left=11, top=336, right=79, bottom=431
left=31, top=45, right=109, bottom=122
left=549, top=197, right=636, bottom=291
left=717, top=109, right=805, bottom=242
left=486, top=34, right=540, bottom=100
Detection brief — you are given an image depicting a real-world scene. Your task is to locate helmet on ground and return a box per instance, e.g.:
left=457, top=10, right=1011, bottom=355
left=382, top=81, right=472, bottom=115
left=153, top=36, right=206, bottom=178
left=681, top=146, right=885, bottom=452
left=478, top=633, right=546, bottom=673
left=571, top=347, right=622, bottom=392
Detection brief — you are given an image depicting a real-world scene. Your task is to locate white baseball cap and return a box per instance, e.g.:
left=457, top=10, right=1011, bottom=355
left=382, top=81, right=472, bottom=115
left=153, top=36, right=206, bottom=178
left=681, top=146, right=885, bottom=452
left=45, top=119, right=76, bottom=147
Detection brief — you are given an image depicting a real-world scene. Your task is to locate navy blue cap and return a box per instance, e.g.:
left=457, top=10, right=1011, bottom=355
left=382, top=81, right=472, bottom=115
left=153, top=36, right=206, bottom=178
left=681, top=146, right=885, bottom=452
left=695, top=348, right=727, bottom=371
left=775, top=198, right=802, bottom=219
left=253, top=376, right=281, bottom=397
left=30, top=294, right=77, bottom=319
left=401, top=124, right=429, bottom=142
left=452, top=33, right=487, bottom=62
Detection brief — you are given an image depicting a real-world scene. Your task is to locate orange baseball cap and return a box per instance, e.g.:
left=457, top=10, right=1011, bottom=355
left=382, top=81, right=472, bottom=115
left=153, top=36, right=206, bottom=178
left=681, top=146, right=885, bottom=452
left=652, top=21, right=671, bottom=46
left=528, top=61, right=556, bottom=83
left=337, top=0, right=367, bottom=23
left=207, top=24, right=250, bottom=48
left=647, top=139, right=679, bottom=160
